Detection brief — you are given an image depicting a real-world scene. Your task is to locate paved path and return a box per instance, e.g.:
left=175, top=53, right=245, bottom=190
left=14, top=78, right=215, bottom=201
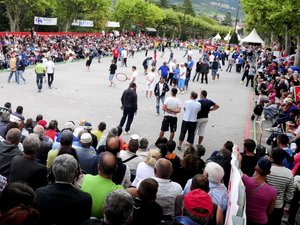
left=0, top=49, right=252, bottom=159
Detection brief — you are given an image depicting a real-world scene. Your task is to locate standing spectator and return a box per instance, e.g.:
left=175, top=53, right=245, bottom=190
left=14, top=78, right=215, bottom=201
left=8, top=54, right=17, bottom=83
left=242, top=158, right=277, bottom=225
left=159, top=88, right=181, bottom=140
left=178, top=92, right=201, bottom=150
left=241, top=61, right=250, bottom=84
left=196, top=90, right=219, bottom=145
left=192, top=58, right=202, bottom=82
left=226, top=57, right=234, bottom=72
left=119, top=83, right=138, bottom=135
left=36, top=154, right=92, bottom=225
left=46, top=57, right=55, bottom=89
left=178, top=63, right=187, bottom=93
left=9, top=133, right=47, bottom=190
left=246, top=65, right=255, bottom=87
left=240, top=139, right=259, bottom=176
left=266, top=148, right=294, bottom=225
left=158, top=62, right=169, bottom=80
left=35, top=59, right=46, bottom=92
left=154, top=77, right=169, bottom=116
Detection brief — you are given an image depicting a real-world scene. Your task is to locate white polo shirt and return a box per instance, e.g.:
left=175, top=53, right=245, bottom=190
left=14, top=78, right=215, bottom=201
left=183, top=99, right=201, bottom=122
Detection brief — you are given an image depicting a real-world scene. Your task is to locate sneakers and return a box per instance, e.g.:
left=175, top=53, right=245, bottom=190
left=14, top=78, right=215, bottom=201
left=265, top=127, right=278, bottom=132
left=156, top=113, right=159, bottom=116
left=124, top=131, right=130, bottom=135
left=177, top=146, right=182, bottom=151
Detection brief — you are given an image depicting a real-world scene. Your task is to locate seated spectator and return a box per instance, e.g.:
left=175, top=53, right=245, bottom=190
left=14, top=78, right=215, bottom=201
left=165, top=140, right=181, bottom=171
left=130, top=178, right=163, bottom=225
left=36, top=154, right=92, bottom=225
left=75, top=132, right=96, bottom=173
left=9, top=133, right=47, bottom=190
left=47, top=129, right=75, bottom=168
left=81, top=151, right=123, bottom=218
left=240, top=139, right=259, bottom=176
left=175, top=174, right=223, bottom=225
left=92, top=121, right=106, bottom=143
left=22, top=118, right=34, bottom=137
left=90, top=135, right=131, bottom=188
left=44, top=120, right=58, bottom=141
left=84, top=122, right=98, bottom=149
left=263, top=102, right=278, bottom=119
left=0, top=110, right=10, bottom=138
left=207, top=141, right=233, bottom=187
left=0, top=183, right=39, bottom=225
left=136, top=137, right=149, bottom=161
left=136, top=158, right=182, bottom=218
left=132, top=147, right=161, bottom=187
left=0, top=128, right=22, bottom=178
left=11, top=105, right=25, bottom=122
left=175, top=189, right=214, bottom=225
left=171, top=153, right=199, bottom=188
left=82, top=190, right=134, bottom=225
left=34, top=125, right=53, bottom=166
left=119, top=138, right=144, bottom=180
left=242, top=158, right=276, bottom=225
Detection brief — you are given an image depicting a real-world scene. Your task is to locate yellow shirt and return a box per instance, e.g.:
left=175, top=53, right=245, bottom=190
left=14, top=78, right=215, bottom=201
left=46, top=149, right=59, bottom=169
left=35, top=63, right=46, bottom=74
left=10, top=58, right=16, bottom=71
left=91, top=130, right=103, bottom=142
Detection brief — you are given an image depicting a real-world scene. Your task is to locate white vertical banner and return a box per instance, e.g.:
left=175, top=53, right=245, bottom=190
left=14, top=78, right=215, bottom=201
left=34, top=16, right=57, bottom=26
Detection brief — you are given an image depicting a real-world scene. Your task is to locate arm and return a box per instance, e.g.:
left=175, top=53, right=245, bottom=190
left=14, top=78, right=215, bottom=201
left=210, top=104, right=220, bottom=111
left=216, top=205, right=224, bottom=225
left=267, top=196, right=276, bottom=215
left=285, top=176, right=295, bottom=203
left=133, top=94, right=138, bottom=112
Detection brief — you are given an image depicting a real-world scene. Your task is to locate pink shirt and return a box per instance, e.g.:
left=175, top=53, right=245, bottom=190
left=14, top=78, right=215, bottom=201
left=242, top=175, right=277, bottom=224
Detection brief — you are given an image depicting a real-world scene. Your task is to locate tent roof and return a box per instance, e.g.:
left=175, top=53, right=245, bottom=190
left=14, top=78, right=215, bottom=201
left=212, top=33, right=221, bottom=40
left=240, top=28, right=265, bottom=46
left=145, top=27, right=157, bottom=32
left=224, top=33, right=231, bottom=41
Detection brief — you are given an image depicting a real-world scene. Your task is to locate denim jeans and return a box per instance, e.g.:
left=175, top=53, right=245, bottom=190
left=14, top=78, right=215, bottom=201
left=156, top=96, right=165, bottom=114
left=17, top=70, right=25, bottom=83
left=36, top=73, right=44, bottom=90
left=8, top=71, right=16, bottom=83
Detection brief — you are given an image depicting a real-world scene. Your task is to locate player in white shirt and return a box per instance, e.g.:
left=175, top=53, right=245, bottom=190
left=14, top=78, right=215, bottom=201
left=45, top=57, right=55, bottom=88
left=145, top=68, right=156, bottom=98
left=130, top=66, right=138, bottom=84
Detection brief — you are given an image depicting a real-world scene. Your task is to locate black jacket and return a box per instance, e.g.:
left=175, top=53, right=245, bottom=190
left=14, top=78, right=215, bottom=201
left=121, top=88, right=138, bottom=112
left=154, top=82, right=169, bottom=97
left=36, top=183, right=92, bottom=225
left=0, top=141, right=22, bottom=178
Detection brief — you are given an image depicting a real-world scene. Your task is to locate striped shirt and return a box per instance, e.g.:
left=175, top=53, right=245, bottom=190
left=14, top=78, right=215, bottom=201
left=266, top=165, right=294, bottom=208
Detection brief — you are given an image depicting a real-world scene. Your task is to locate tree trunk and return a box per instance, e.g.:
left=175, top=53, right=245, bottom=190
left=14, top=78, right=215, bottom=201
left=295, top=35, right=300, bottom=66
left=64, top=22, right=70, bottom=32
left=285, top=24, right=291, bottom=55
left=7, top=11, right=16, bottom=32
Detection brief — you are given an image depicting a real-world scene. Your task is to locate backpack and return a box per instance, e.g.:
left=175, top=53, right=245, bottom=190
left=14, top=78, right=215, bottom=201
left=253, top=105, right=263, bottom=116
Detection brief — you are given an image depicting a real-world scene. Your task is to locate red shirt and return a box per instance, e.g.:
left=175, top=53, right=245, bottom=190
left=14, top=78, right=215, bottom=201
left=113, top=49, right=119, bottom=57
left=44, top=129, right=57, bottom=141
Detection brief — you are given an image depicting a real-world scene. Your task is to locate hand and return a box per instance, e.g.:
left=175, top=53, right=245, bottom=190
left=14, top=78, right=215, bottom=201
left=120, top=106, right=124, bottom=110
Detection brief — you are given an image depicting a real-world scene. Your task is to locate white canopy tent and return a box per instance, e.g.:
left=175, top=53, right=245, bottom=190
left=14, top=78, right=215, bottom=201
left=240, top=28, right=265, bottom=46
left=224, top=33, right=231, bottom=41
left=212, top=33, right=222, bottom=41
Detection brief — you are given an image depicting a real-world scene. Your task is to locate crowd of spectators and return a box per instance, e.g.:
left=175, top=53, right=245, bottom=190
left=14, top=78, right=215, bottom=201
left=0, top=36, right=300, bottom=225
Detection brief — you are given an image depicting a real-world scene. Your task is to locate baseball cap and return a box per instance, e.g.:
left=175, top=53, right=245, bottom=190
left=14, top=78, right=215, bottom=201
left=84, top=122, right=93, bottom=130
left=80, top=133, right=92, bottom=144
left=184, top=189, right=213, bottom=218
left=64, top=121, right=75, bottom=131
left=131, top=134, right=139, bottom=140
left=257, top=157, right=272, bottom=173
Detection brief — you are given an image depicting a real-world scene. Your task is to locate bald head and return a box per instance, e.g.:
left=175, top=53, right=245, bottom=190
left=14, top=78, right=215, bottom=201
left=6, top=128, right=21, bottom=145
left=98, top=151, right=117, bottom=178
left=106, top=136, right=120, bottom=156
left=154, top=158, right=172, bottom=179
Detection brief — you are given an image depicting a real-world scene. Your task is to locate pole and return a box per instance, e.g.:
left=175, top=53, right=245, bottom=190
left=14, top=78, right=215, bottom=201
left=234, top=5, right=239, bottom=34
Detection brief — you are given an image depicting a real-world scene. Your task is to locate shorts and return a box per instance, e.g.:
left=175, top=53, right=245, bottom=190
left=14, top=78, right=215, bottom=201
left=109, top=73, right=115, bottom=81
left=161, top=116, right=177, bottom=132
left=143, top=65, right=148, bottom=70
left=146, top=82, right=154, bottom=91
left=196, top=118, right=209, bottom=136
left=211, top=69, right=217, bottom=76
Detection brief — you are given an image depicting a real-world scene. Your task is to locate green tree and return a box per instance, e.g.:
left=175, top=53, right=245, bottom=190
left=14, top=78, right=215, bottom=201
left=223, top=12, right=232, bottom=26
left=181, top=0, right=195, bottom=16
left=160, top=0, right=168, bottom=8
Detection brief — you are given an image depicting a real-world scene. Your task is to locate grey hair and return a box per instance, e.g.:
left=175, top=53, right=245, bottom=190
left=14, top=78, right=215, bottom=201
left=204, top=162, right=224, bottom=184
left=103, top=190, right=134, bottom=225
left=145, top=148, right=161, bottom=167
left=33, top=125, right=44, bottom=137
left=23, top=133, right=41, bottom=155
left=52, top=154, right=78, bottom=183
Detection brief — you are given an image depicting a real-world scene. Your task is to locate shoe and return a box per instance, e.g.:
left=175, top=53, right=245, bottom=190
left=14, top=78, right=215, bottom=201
left=265, top=127, right=278, bottom=132
left=38, top=89, right=41, bottom=93
left=177, top=146, right=182, bottom=151
left=124, top=131, right=130, bottom=135
left=156, top=113, right=159, bottom=116
left=240, top=81, right=243, bottom=84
